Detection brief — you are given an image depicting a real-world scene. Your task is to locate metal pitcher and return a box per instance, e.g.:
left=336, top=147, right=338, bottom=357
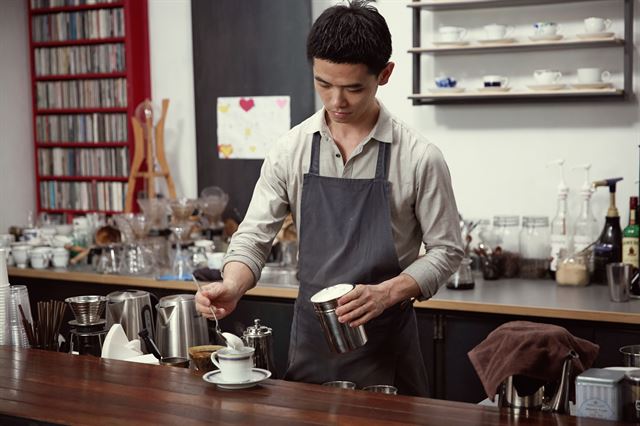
left=106, top=290, right=155, bottom=353
left=155, top=294, right=208, bottom=359
left=242, top=318, right=277, bottom=378
left=498, top=350, right=578, bottom=415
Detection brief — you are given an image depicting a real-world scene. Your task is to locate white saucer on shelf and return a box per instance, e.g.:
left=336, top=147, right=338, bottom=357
left=571, top=82, right=614, bottom=90
left=202, top=368, right=272, bottom=390
left=477, top=87, right=511, bottom=93
left=428, top=87, right=465, bottom=93
left=576, top=32, right=615, bottom=40
left=477, top=37, right=517, bottom=44
left=432, top=40, right=470, bottom=47
left=527, top=84, right=567, bottom=91
left=529, top=34, right=564, bottom=42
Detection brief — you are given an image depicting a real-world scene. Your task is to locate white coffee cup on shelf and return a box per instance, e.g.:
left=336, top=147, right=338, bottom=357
left=484, top=24, right=513, bottom=40
left=483, top=75, right=509, bottom=88
left=577, top=68, right=611, bottom=84
left=438, top=26, right=467, bottom=42
left=533, top=22, right=558, bottom=36
left=29, top=248, right=50, bottom=270
left=211, top=346, right=255, bottom=382
left=12, top=245, right=30, bottom=269
left=52, top=247, right=69, bottom=268
left=584, top=17, right=612, bottom=34
left=534, top=69, right=563, bottom=84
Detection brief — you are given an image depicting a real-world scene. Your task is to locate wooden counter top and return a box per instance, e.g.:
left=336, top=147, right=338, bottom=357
left=9, top=267, right=640, bottom=325
left=0, top=347, right=620, bottom=426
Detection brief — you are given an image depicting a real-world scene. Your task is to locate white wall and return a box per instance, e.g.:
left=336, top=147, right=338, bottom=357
left=372, top=0, right=640, bottom=230
left=0, top=1, right=35, bottom=231
left=147, top=0, right=198, bottom=198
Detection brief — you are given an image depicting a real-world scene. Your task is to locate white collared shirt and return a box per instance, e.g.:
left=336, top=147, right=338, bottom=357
left=223, top=101, right=463, bottom=299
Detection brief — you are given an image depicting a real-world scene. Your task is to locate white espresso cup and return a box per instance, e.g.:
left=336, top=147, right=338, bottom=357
left=12, top=245, right=30, bottom=268
left=438, top=26, right=467, bottom=42
left=29, top=249, right=50, bottom=269
left=584, top=17, right=612, bottom=34
left=533, top=22, right=558, bottom=36
left=211, top=346, right=255, bottom=382
left=52, top=247, right=69, bottom=268
left=484, top=24, right=513, bottom=40
left=534, top=69, right=563, bottom=84
left=483, top=75, right=509, bottom=88
left=577, top=67, right=611, bottom=84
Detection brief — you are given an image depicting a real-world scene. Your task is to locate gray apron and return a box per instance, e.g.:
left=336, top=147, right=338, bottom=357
left=284, top=132, right=429, bottom=397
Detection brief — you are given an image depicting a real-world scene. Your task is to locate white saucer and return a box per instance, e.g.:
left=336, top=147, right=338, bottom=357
left=432, top=40, right=469, bottom=47
left=477, top=37, right=517, bottom=44
left=571, top=82, right=614, bottom=90
left=429, top=87, right=465, bottom=93
left=576, top=32, right=614, bottom=40
left=527, top=84, right=566, bottom=91
left=203, top=368, right=272, bottom=389
left=477, top=87, right=511, bottom=92
left=529, top=34, right=563, bottom=42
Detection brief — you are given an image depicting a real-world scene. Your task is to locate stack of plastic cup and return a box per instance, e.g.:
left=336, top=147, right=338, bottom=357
left=0, top=248, right=11, bottom=346
left=9, top=286, right=32, bottom=347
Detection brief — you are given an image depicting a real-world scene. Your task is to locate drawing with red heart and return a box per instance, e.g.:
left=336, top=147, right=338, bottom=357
left=239, top=98, right=255, bottom=112
left=276, top=98, right=288, bottom=109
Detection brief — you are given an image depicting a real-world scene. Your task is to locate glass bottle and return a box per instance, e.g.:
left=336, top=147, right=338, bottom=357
left=623, top=196, right=639, bottom=298
left=519, top=216, right=550, bottom=279
left=493, top=215, right=520, bottom=278
left=549, top=191, right=570, bottom=279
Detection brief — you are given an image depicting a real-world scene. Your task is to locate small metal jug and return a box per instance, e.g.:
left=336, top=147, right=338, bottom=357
left=242, top=318, right=277, bottom=378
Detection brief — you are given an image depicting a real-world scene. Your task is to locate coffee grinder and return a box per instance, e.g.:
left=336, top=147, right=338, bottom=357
left=65, top=296, right=108, bottom=357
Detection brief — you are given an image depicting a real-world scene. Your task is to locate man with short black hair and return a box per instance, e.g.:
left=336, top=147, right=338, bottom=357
left=196, top=0, right=463, bottom=396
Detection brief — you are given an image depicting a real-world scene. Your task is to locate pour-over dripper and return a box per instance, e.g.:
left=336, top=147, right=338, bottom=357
left=168, top=198, right=196, bottom=279
left=65, top=295, right=107, bottom=325
left=137, top=198, right=169, bottom=230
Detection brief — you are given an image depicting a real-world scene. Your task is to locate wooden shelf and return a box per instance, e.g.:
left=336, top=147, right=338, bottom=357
left=35, top=72, right=127, bottom=81
left=408, top=0, right=607, bottom=11
left=410, top=88, right=624, bottom=104
left=38, top=208, right=123, bottom=215
left=38, top=175, right=128, bottom=182
left=32, top=37, right=126, bottom=48
left=30, top=2, right=124, bottom=15
left=409, top=37, right=624, bottom=54
left=36, top=142, right=128, bottom=148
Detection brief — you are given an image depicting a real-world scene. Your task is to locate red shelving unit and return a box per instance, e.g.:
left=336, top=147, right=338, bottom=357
left=27, top=0, right=151, bottom=215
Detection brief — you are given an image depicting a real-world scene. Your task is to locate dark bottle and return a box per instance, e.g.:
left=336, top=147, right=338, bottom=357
left=592, top=217, right=623, bottom=284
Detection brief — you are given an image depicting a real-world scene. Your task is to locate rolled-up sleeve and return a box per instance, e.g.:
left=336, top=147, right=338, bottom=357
left=402, top=144, right=464, bottom=299
left=222, top=142, right=291, bottom=283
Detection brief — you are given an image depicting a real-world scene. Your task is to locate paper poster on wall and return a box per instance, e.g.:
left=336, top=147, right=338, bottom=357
left=216, top=96, right=291, bottom=159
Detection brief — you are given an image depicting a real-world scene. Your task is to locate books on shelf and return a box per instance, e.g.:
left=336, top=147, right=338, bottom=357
left=29, top=0, right=150, bottom=216
left=31, top=0, right=119, bottom=9
left=36, top=113, right=127, bottom=143
left=36, top=78, right=127, bottom=109
left=32, top=8, right=124, bottom=42
left=35, top=43, right=125, bottom=76
left=38, top=147, right=129, bottom=177
left=40, top=180, right=127, bottom=212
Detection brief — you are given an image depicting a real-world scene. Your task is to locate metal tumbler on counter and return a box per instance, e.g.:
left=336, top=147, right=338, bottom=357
left=310, top=284, right=367, bottom=354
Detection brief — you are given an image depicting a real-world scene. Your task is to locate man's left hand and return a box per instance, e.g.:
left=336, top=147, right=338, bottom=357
left=335, top=283, right=391, bottom=328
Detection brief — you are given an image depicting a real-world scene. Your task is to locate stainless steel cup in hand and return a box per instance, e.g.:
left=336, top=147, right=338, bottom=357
left=310, top=284, right=367, bottom=354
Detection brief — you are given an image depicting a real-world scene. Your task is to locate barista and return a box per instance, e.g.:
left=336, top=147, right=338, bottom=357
left=195, top=0, right=463, bottom=396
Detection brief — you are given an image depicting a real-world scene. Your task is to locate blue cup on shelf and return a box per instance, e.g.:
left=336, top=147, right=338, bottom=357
left=435, top=76, right=457, bottom=88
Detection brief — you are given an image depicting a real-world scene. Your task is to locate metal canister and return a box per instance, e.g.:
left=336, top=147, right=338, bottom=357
left=620, top=345, right=640, bottom=367
left=310, top=284, right=367, bottom=354
left=623, top=369, right=640, bottom=422
left=575, top=368, right=625, bottom=421
left=242, top=318, right=276, bottom=377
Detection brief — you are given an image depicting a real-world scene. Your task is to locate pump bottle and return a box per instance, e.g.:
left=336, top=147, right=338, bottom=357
left=572, top=165, right=598, bottom=256
left=548, top=160, right=571, bottom=279
left=592, top=178, right=623, bottom=284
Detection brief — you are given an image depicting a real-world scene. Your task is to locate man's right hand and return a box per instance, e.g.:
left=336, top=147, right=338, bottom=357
left=194, top=261, right=256, bottom=320
left=195, top=280, right=243, bottom=320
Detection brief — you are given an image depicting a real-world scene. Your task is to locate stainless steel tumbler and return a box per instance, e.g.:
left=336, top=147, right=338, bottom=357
left=310, top=284, right=367, bottom=354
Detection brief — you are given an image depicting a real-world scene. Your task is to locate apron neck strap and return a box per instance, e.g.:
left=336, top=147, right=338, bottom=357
left=309, top=132, right=390, bottom=180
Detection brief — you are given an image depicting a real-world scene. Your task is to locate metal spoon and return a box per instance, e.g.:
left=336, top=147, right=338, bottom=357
left=191, top=276, right=232, bottom=348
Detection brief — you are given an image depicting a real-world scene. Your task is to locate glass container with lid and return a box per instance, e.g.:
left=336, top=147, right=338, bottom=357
left=519, top=216, right=550, bottom=279
left=493, top=215, right=521, bottom=278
